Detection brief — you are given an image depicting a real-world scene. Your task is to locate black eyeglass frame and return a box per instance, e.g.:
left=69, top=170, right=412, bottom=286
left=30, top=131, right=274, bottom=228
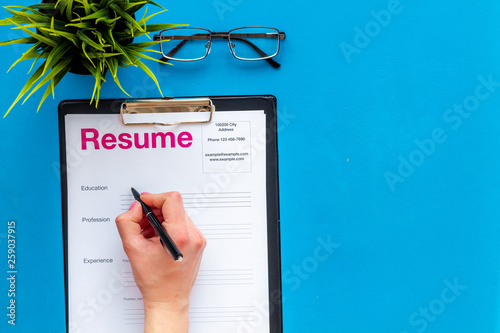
left=153, top=26, right=286, bottom=68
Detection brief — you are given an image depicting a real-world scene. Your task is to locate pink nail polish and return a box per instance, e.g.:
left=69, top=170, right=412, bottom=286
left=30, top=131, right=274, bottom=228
left=129, top=200, right=138, bottom=210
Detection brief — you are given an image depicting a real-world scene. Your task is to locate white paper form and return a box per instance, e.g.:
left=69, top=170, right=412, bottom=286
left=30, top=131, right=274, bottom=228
left=64, top=110, right=270, bottom=333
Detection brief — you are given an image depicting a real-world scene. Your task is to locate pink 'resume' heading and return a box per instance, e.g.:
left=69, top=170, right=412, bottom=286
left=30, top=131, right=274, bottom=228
left=81, top=128, right=193, bottom=150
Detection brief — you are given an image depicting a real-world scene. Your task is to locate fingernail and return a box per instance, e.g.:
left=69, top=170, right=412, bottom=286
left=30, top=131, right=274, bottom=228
left=129, top=200, right=138, bottom=210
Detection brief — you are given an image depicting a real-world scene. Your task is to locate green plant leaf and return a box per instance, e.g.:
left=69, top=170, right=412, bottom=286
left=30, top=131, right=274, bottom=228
left=91, top=30, right=108, bottom=48
left=54, top=0, right=74, bottom=21
left=99, top=0, right=112, bottom=8
left=11, top=22, right=50, bottom=30
left=26, top=3, right=59, bottom=11
left=81, top=42, right=95, bottom=66
left=104, top=26, right=116, bottom=48
left=0, top=17, right=27, bottom=25
left=129, top=40, right=169, bottom=49
left=0, top=37, right=37, bottom=46
left=7, top=41, right=43, bottom=72
left=76, top=30, right=105, bottom=51
left=17, top=18, right=73, bottom=33
left=38, top=27, right=79, bottom=46
left=80, top=0, right=91, bottom=15
left=132, top=58, right=163, bottom=96
left=8, top=19, right=58, bottom=47
left=113, top=24, right=180, bottom=40
left=4, top=62, right=46, bottom=117
left=3, top=6, right=52, bottom=23
left=55, top=0, right=64, bottom=10
left=101, top=15, right=120, bottom=26
left=37, top=65, right=70, bottom=112
left=43, top=40, right=72, bottom=75
left=87, top=2, right=99, bottom=13
left=3, top=5, right=41, bottom=15
left=144, top=0, right=164, bottom=10
left=105, top=57, right=130, bottom=97
left=72, top=7, right=109, bottom=21
left=27, top=51, right=46, bottom=74
left=65, top=21, right=94, bottom=29
left=125, top=46, right=169, bottom=65
left=101, top=36, right=133, bottom=64
left=90, top=60, right=104, bottom=105
left=108, top=3, right=144, bottom=34
left=105, top=56, right=117, bottom=76
left=122, top=1, right=148, bottom=14
left=138, top=8, right=166, bottom=26
left=65, top=0, right=74, bottom=21
left=22, top=56, right=73, bottom=104
left=143, top=23, right=184, bottom=33
left=81, top=57, right=97, bottom=75
left=86, top=51, right=122, bottom=58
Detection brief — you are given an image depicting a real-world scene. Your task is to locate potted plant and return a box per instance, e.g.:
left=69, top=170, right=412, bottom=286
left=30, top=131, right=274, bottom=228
left=0, top=0, right=178, bottom=116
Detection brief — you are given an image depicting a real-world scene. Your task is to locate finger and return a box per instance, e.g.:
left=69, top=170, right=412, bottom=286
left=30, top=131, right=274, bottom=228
left=142, top=192, right=191, bottom=253
left=151, top=207, right=164, bottom=221
left=138, top=208, right=163, bottom=228
left=141, top=192, right=186, bottom=229
left=115, top=200, right=144, bottom=243
left=139, top=216, right=151, bottom=229
left=141, top=224, right=157, bottom=238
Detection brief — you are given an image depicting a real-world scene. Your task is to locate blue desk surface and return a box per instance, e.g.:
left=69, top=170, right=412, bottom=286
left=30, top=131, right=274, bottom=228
left=2, top=0, right=500, bottom=332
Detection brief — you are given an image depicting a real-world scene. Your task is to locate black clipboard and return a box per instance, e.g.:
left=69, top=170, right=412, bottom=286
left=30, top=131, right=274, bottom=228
left=59, top=95, right=282, bottom=333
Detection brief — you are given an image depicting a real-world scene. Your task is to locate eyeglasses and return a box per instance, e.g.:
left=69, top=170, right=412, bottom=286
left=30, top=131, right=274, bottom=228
left=153, top=26, right=286, bottom=68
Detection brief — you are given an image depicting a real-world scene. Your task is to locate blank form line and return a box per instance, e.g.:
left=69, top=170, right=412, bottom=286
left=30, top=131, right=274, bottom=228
left=185, top=200, right=251, bottom=204
left=195, top=269, right=254, bottom=285
left=198, top=273, right=253, bottom=276
left=123, top=309, right=144, bottom=325
left=182, top=192, right=251, bottom=195
left=120, top=192, right=252, bottom=210
left=185, top=205, right=252, bottom=209
left=189, top=306, right=257, bottom=323
left=182, top=195, right=252, bottom=200
left=199, top=269, right=253, bottom=272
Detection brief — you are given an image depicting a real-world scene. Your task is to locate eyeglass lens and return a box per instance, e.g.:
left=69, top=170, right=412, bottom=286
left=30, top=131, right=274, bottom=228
left=160, top=28, right=211, bottom=61
left=229, top=27, right=280, bottom=60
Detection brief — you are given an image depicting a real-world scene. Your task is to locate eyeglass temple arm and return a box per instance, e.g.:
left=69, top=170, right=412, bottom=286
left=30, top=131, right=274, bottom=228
left=228, top=36, right=281, bottom=68
left=164, top=38, right=189, bottom=59
left=154, top=34, right=282, bottom=68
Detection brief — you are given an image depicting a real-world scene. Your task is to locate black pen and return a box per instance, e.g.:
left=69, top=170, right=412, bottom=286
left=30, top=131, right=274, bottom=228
left=131, top=187, right=183, bottom=262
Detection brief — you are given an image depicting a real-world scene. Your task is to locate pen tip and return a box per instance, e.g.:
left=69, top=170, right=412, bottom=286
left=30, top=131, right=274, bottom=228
left=131, top=187, right=140, bottom=199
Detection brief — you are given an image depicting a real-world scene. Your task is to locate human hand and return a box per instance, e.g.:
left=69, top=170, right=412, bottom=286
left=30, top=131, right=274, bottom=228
left=115, top=191, right=206, bottom=333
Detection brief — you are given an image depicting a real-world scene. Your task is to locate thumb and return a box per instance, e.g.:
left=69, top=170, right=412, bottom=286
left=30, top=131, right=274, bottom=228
left=115, top=200, right=144, bottom=243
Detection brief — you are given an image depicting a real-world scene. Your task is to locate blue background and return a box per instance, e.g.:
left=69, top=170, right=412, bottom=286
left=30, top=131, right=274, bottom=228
left=1, top=0, right=500, bottom=332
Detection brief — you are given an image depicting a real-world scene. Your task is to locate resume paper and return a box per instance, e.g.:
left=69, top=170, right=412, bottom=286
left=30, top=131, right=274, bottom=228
left=63, top=110, right=270, bottom=332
